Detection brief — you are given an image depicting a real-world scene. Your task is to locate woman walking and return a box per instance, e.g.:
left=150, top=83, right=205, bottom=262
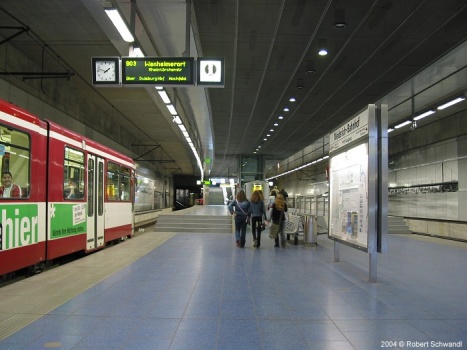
left=249, top=190, right=268, bottom=248
left=228, top=190, right=251, bottom=248
left=269, top=194, right=288, bottom=247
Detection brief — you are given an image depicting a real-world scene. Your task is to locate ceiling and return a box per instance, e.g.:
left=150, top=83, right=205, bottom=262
left=0, top=0, right=466, bottom=179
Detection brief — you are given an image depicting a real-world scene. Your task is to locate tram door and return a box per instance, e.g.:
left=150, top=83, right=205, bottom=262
left=86, top=154, right=105, bottom=250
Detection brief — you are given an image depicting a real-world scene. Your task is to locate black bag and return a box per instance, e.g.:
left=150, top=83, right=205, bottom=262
left=260, top=223, right=266, bottom=231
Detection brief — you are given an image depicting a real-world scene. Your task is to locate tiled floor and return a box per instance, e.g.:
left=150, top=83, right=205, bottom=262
left=0, top=206, right=466, bottom=349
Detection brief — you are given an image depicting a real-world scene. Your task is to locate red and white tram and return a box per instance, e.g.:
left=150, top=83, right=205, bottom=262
left=0, top=99, right=135, bottom=277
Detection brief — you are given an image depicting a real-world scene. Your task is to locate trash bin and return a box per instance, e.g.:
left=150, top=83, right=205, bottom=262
left=303, top=214, right=318, bottom=245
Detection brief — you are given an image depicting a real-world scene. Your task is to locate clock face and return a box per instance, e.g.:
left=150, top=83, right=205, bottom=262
left=95, top=60, right=116, bottom=82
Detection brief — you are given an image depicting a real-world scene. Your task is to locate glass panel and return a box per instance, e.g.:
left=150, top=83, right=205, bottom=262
left=106, top=162, right=131, bottom=201
left=0, top=125, right=31, bottom=199
left=87, top=158, right=94, bottom=216
left=106, top=162, right=119, bottom=200
left=119, top=167, right=131, bottom=201
left=98, top=161, right=104, bottom=215
left=64, top=147, right=85, bottom=200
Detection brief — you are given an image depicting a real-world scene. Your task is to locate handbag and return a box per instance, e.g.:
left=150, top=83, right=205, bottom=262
left=268, top=222, right=280, bottom=239
left=261, top=223, right=266, bottom=231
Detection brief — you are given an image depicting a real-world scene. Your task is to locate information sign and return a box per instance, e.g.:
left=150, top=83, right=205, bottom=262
left=328, top=105, right=377, bottom=253
left=122, top=57, right=194, bottom=86
left=329, top=109, right=369, bottom=153
left=197, top=58, right=225, bottom=87
left=329, top=143, right=369, bottom=250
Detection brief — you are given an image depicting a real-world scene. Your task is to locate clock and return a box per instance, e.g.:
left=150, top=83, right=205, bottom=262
left=92, top=57, right=120, bottom=85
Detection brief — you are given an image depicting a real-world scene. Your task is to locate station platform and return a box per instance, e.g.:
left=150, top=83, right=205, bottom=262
left=0, top=205, right=466, bottom=350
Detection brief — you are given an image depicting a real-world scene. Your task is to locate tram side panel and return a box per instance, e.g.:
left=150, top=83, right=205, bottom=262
left=0, top=98, right=135, bottom=277
left=45, top=121, right=135, bottom=256
left=0, top=100, right=48, bottom=276
left=103, top=159, right=135, bottom=242
left=46, top=122, right=89, bottom=260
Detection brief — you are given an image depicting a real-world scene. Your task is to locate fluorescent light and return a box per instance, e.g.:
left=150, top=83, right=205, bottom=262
left=278, top=116, right=284, bottom=120
left=413, top=109, right=435, bottom=121
left=289, top=97, right=296, bottom=102
left=437, top=96, right=465, bottom=110
left=173, top=115, right=182, bottom=124
left=283, top=107, right=289, bottom=112
left=158, top=90, right=171, bottom=104
left=166, top=104, right=177, bottom=115
left=394, top=120, right=411, bottom=129
left=133, top=47, right=144, bottom=57
left=318, top=49, right=328, bottom=56
left=179, top=124, right=187, bottom=132
left=388, top=128, right=394, bottom=133
left=105, top=8, right=134, bottom=42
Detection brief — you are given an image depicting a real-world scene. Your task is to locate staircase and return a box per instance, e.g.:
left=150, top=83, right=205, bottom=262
left=388, top=216, right=412, bottom=234
left=155, top=213, right=232, bottom=233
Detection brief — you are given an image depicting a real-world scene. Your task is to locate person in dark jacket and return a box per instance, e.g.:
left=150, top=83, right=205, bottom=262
left=249, top=190, right=268, bottom=248
left=228, top=190, right=251, bottom=248
left=279, top=188, right=288, bottom=203
left=269, top=194, right=288, bottom=247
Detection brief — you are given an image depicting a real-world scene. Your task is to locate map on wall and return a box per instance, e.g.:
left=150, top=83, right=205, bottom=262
left=329, top=143, right=369, bottom=250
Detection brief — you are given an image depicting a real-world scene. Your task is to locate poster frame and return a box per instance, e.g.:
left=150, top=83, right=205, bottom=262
left=327, top=105, right=378, bottom=254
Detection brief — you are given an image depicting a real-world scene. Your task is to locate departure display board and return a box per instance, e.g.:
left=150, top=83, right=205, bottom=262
left=122, top=57, right=194, bottom=86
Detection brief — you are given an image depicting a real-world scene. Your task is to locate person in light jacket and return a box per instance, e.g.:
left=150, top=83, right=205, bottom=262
left=228, top=190, right=251, bottom=248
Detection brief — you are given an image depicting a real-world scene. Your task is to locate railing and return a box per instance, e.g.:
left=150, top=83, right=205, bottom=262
left=295, top=195, right=328, bottom=216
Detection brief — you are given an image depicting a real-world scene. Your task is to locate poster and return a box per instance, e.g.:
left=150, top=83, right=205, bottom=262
left=329, top=143, right=369, bottom=249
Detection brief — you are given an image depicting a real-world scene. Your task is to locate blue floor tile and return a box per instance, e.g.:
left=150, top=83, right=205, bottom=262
left=1, top=220, right=467, bottom=350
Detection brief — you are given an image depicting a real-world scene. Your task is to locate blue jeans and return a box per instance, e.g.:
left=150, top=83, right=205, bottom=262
left=234, top=214, right=248, bottom=246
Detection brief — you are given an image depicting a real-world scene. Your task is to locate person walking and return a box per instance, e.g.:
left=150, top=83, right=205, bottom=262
left=269, top=193, right=288, bottom=248
left=249, top=190, right=268, bottom=248
left=279, top=187, right=288, bottom=204
left=228, top=190, right=251, bottom=248
left=267, top=189, right=278, bottom=210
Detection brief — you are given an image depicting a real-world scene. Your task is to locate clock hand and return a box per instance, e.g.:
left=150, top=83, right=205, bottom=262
left=104, top=68, right=111, bottom=73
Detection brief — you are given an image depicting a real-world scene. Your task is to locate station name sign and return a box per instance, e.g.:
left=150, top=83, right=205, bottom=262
left=329, top=109, right=369, bottom=153
left=122, top=57, right=194, bottom=86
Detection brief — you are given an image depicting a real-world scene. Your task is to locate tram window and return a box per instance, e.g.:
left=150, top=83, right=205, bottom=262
left=98, top=161, right=104, bottom=215
left=120, top=167, right=131, bottom=201
left=87, top=158, right=94, bottom=216
left=0, top=125, right=30, bottom=199
left=106, top=162, right=130, bottom=201
left=64, top=147, right=85, bottom=200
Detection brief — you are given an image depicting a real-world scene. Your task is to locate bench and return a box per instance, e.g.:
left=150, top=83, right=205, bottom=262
left=283, top=214, right=303, bottom=245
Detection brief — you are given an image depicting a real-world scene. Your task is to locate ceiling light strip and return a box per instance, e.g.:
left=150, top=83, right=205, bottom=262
left=104, top=9, right=134, bottom=42
left=265, top=155, right=329, bottom=181
left=437, top=96, right=465, bottom=110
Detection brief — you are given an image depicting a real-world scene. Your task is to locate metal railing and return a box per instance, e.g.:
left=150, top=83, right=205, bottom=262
left=295, top=194, right=328, bottom=216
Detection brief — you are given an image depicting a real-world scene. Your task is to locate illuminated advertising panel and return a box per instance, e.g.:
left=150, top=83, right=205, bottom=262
left=328, top=106, right=377, bottom=253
